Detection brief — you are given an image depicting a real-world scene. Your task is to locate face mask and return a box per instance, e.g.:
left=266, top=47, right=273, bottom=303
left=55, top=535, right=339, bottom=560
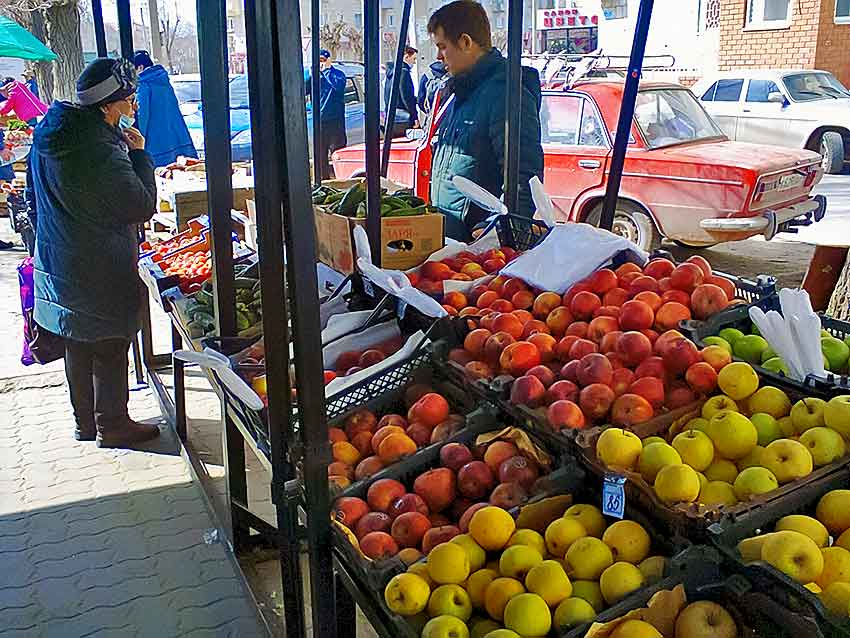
left=118, top=113, right=135, bottom=130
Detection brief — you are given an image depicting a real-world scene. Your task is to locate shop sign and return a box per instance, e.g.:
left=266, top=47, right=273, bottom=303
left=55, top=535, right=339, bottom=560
left=537, top=8, right=600, bottom=29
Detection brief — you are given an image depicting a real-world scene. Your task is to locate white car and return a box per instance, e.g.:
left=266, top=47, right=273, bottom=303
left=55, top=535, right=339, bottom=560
left=693, top=70, right=850, bottom=174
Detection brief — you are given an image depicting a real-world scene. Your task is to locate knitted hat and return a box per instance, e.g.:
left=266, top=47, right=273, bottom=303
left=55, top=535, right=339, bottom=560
left=76, top=58, right=137, bottom=107
left=133, top=50, right=154, bottom=69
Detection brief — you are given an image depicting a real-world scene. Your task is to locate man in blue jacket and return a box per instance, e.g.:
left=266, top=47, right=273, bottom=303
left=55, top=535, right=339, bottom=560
left=133, top=50, right=197, bottom=167
left=384, top=46, right=418, bottom=133
left=307, top=49, right=347, bottom=179
left=427, top=1, right=543, bottom=241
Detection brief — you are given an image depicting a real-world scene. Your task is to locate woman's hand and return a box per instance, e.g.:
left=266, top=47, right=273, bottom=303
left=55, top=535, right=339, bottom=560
left=123, top=127, right=145, bottom=151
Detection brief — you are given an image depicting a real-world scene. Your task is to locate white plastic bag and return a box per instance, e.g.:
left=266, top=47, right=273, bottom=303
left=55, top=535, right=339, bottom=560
left=321, top=310, right=374, bottom=345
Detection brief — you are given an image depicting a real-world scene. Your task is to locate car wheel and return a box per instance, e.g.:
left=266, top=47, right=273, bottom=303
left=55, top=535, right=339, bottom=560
left=672, top=240, right=718, bottom=250
left=819, top=131, right=845, bottom=174
left=586, top=200, right=661, bottom=253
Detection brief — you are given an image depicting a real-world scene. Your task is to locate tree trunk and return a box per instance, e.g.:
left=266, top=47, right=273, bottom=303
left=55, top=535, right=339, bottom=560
left=14, top=9, right=54, bottom=104
left=44, top=1, right=84, bottom=102
left=827, top=252, right=850, bottom=322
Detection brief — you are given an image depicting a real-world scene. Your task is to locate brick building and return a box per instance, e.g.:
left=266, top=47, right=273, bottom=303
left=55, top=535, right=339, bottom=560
left=719, top=0, right=850, bottom=86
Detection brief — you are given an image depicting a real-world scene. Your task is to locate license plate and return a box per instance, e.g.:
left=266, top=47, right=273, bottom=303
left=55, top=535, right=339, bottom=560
left=777, top=173, right=804, bottom=190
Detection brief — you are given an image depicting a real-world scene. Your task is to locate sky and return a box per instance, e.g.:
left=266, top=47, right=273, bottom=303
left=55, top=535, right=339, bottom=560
left=97, top=0, right=197, bottom=26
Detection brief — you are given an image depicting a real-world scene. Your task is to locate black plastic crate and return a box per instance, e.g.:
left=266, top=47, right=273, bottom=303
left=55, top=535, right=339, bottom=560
left=681, top=294, right=850, bottom=397
left=480, top=213, right=552, bottom=251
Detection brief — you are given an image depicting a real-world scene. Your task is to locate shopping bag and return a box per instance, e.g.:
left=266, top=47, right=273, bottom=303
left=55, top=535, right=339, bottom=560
left=18, top=257, right=63, bottom=365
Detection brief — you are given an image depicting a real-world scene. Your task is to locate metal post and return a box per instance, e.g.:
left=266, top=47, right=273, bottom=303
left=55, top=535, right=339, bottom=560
left=116, top=0, right=133, bottom=59
left=381, top=0, right=413, bottom=176
left=147, top=0, right=164, bottom=63
left=364, top=0, right=382, bottom=265
left=311, top=0, right=322, bottom=185
left=599, top=0, right=654, bottom=232
left=504, top=0, right=524, bottom=215
left=244, top=0, right=307, bottom=636
left=91, top=0, right=108, bottom=57
left=274, top=2, right=336, bottom=635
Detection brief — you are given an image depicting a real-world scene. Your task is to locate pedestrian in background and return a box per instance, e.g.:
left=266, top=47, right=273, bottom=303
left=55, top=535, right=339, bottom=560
left=23, top=71, right=38, bottom=99
left=0, top=77, right=47, bottom=125
left=307, top=49, right=347, bottom=179
left=418, top=58, right=447, bottom=118
left=29, top=57, right=160, bottom=448
left=133, top=50, right=197, bottom=167
left=384, top=46, right=418, bottom=135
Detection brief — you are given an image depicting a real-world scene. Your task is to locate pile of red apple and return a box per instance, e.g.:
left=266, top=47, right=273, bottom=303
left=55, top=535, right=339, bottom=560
left=326, top=335, right=405, bottom=383
left=446, top=256, right=738, bottom=431
left=405, top=246, right=520, bottom=299
left=328, top=386, right=466, bottom=490
left=333, top=436, right=549, bottom=561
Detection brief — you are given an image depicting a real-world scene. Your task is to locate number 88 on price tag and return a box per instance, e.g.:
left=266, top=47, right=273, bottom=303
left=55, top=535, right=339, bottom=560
left=602, top=473, right=627, bottom=519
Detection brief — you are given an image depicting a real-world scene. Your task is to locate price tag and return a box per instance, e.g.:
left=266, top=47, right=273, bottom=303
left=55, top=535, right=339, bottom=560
left=602, top=474, right=626, bottom=519
left=397, top=300, right=408, bottom=319
left=363, top=279, right=375, bottom=297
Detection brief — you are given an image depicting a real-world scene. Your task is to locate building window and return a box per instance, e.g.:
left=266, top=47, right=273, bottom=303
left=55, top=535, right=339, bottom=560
left=601, top=0, right=627, bottom=20
left=837, top=0, right=850, bottom=23
left=354, top=12, right=362, bottom=28
left=387, top=12, right=395, bottom=27
left=496, top=16, right=505, bottom=28
left=746, top=0, right=791, bottom=28
left=703, top=0, right=720, bottom=29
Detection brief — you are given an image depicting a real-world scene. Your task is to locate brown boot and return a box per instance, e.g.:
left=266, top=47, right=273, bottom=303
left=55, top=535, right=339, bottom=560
left=96, top=418, right=161, bottom=449
left=74, top=422, right=96, bottom=442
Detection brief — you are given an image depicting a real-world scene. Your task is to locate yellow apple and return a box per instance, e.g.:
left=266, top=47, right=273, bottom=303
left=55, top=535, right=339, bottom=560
left=428, top=584, right=473, bottom=621
left=545, top=517, right=587, bottom=558
left=686, top=417, right=712, bottom=434
left=717, top=362, right=760, bottom=400
left=596, top=427, right=643, bottom=471
left=610, top=619, right=662, bottom=638
left=791, top=397, right=827, bottom=433
left=751, top=412, right=783, bottom=446
left=602, top=519, right=651, bottom=564
left=820, top=581, right=850, bottom=616
left=761, top=439, right=814, bottom=483
left=638, top=555, right=667, bottom=584
left=562, top=504, right=607, bottom=538
left=504, top=593, right=552, bottom=637
left=736, top=445, right=766, bottom=471
left=466, top=568, right=499, bottom=610
left=701, top=395, right=739, bottom=420
left=469, top=506, right=516, bottom=552
left=571, top=580, right=604, bottom=612
left=479, top=629, right=518, bottom=638
left=733, top=466, right=779, bottom=501
left=553, top=597, right=596, bottom=629
left=452, top=534, right=487, bottom=572
left=825, top=396, right=850, bottom=439
left=654, top=464, right=700, bottom=504
left=707, top=411, right=758, bottom=460
left=817, top=546, right=850, bottom=590
left=484, top=577, right=525, bottom=622
left=421, top=615, right=470, bottom=638
left=638, top=442, right=682, bottom=483
left=775, top=514, right=829, bottom=548
left=674, top=600, right=737, bottom=638
left=761, top=530, right=825, bottom=584
left=525, top=559, right=572, bottom=607
left=800, top=427, right=847, bottom=467
left=699, top=481, right=738, bottom=507
left=506, top=529, right=546, bottom=558
left=642, top=435, right=667, bottom=448
left=599, top=561, right=644, bottom=605
left=672, top=429, right=715, bottom=471
left=469, top=618, right=501, bottom=638
left=499, top=544, right=543, bottom=580
left=737, top=532, right=781, bottom=562
left=778, top=416, right=796, bottom=437
left=816, top=489, right=850, bottom=536
left=748, top=386, right=792, bottom=419
left=565, top=536, right=614, bottom=580
left=428, top=541, right=471, bottom=584
left=704, top=458, right=739, bottom=483
left=384, top=572, right=431, bottom=616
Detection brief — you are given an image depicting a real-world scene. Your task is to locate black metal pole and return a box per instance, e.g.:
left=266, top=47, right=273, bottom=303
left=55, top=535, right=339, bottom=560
left=274, top=3, right=337, bottom=638
left=116, top=0, right=133, bottom=59
left=599, top=0, right=654, bottom=231
left=244, top=1, right=307, bottom=636
left=311, top=0, right=322, bottom=185
left=364, top=0, right=382, bottom=264
left=504, top=0, right=524, bottom=214
left=380, top=0, right=413, bottom=176
left=90, top=0, right=108, bottom=56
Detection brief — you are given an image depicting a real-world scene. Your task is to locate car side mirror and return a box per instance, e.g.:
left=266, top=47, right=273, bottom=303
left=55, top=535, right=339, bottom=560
left=767, top=92, right=787, bottom=105
left=406, top=128, right=425, bottom=141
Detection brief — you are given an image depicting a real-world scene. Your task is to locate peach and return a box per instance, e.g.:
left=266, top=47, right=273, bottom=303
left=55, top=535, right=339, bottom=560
left=606, top=351, right=625, bottom=369
left=440, top=442, right=475, bottom=471
left=336, top=350, right=363, bottom=373
left=641, top=328, right=660, bottom=344
left=663, top=338, right=701, bottom=375
left=686, top=255, right=712, bottom=278
left=706, top=274, right=736, bottom=300
left=701, top=345, right=732, bottom=372
left=483, top=258, right=506, bottom=274
left=458, top=460, right=496, bottom=499
left=576, top=352, right=614, bottom=387
left=502, top=278, right=528, bottom=299
left=483, top=248, right=507, bottom=262
left=533, top=292, right=563, bottom=319
left=379, top=414, right=408, bottom=431
left=587, top=268, right=619, bottom=295
left=527, top=364, right=557, bottom=388
left=484, top=441, right=520, bottom=473
left=449, top=348, right=474, bottom=367
left=658, top=277, right=673, bottom=293
left=570, top=291, right=603, bottom=321
left=670, top=263, right=705, bottom=292
left=413, top=467, right=456, bottom=513
left=388, top=493, right=430, bottom=519
left=329, top=475, right=352, bottom=491
left=409, top=393, right=451, bottom=428
left=333, top=496, right=370, bottom=529
left=488, top=275, right=509, bottom=294
left=513, top=309, right=533, bottom=326
left=546, top=306, right=575, bottom=336
left=431, top=420, right=462, bottom=444
left=548, top=400, right=587, bottom=430
left=634, top=356, right=666, bottom=380
left=451, top=274, right=474, bottom=283
left=616, top=262, right=643, bottom=278
left=328, top=461, right=354, bottom=480
left=661, top=289, right=691, bottom=307
left=690, top=284, right=728, bottom=320
left=459, top=306, right=480, bottom=317
left=500, top=342, right=542, bottom=376
left=360, top=349, right=387, bottom=368
left=569, top=338, right=599, bottom=361
left=615, top=331, right=654, bottom=367
left=484, top=331, right=516, bottom=365
left=562, top=283, right=592, bottom=307
left=406, top=271, right=421, bottom=287
left=422, top=525, right=462, bottom=554
left=493, top=313, right=525, bottom=340
left=556, top=335, right=581, bottom=361
left=611, top=368, right=636, bottom=397
left=628, top=376, right=666, bottom=410
left=391, top=511, right=432, bottom=548
left=344, top=366, right=364, bottom=376
left=653, top=330, right=685, bottom=357
left=418, top=280, right=443, bottom=296
left=611, top=393, right=654, bottom=427
left=618, top=271, right=643, bottom=288
left=489, top=482, right=528, bottom=509
left=600, top=330, right=624, bottom=354
left=345, top=410, right=378, bottom=438
left=628, top=275, right=661, bottom=297
left=685, top=361, right=719, bottom=394
left=444, top=303, right=459, bottom=316
left=566, top=321, right=590, bottom=339
left=501, top=246, right=518, bottom=262
left=468, top=284, right=490, bottom=304
left=462, top=262, right=487, bottom=278
left=560, top=360, right=580, bottom=383
left=464, top=328, right=493, bottom=359
left=594, top=305, right=621, bottom=319
left=333, top=441, right=362, bottom=466
left=329, top=427, right=348, bottom=444
left=488, top=299, right=513, bottom=314
left=634, top=291, right=663, bottom=312
left=459, top=502, right=490, bottom=533
left=372, top=425, right=406, bottom=452
left=619, top=300, right=655, bottom=331
left=499, top=456, right=539, bottom=489
left=522, top=319, right=551, bottom=339
left=476, top=290, right=499, bottom=309
left=528, top=333, right=558, bottom=363
left=350, top=430, right=374, bottom=457
left=354, top=456, right=386, bottom=481
left=547, top=379, right=580, bottom=404
left=360, top=531, right=399, bottom=560
left=367, top=478, right=406, bottom=512
left=666, top=382, right=698, bottom=409
left=480, top=311, right=500, bottom=332
left=509, top=374, right=547, bottom=407
left=580, top=383, right=616, bottom=421
left=444, top=291, right=469, bottom=311
left=655, top=302, right=692, bottom=332
left=643, top=258, right=675, bottom=279
left=422, top=261, right=452, bottom=280
left=511, top=289, right=535, bottom=310
left=406, top=423, right=433, bottom=447
left=588, top=316, right=620, bottom=343
left=355, top=511, right=393, bottom=540
left=465, top=360, right=495, bottom=380
left=603, top=287, right=630, bottom=307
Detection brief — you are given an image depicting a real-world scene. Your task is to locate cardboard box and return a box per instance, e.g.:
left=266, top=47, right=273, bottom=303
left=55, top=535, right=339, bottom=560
left=173, top=186, right=254, bottom=229
left=312, top=179, right=444, bottom=274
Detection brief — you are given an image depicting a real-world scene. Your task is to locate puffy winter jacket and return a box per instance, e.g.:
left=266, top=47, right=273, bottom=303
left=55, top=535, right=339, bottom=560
left=430, top=49, right=544, bottom=241
left=136, top=64, right=197, bottom=167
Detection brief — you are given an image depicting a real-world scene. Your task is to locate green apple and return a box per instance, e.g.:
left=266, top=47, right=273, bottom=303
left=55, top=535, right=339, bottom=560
left=751, top=413, right=783, bottom=446
left=761, top=346, right=778, bottom=364
left=763, top=357, right=790, bottom=376
left=822, top=329, right=833, bottom=338
left=800, top=427, right=846, bottom=467
left=791, top=397, right=827, bottom=434
left=824, top=396, right=850, bottom=439
left=704, top=336, right=733, bottom=354
left=719, top=328, right=746, bottom=346
left=733, top=335, right=769, bottom=365
left=751, top=323, right=762, bottom=336
left=822, top=337, right=850, bottom=373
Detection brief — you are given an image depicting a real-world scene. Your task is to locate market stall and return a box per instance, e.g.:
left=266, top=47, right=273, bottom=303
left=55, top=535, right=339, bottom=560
left=116, top=0, right=850, bottom=637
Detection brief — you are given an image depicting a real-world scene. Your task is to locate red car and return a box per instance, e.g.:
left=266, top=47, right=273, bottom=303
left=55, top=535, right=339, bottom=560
left=332, top=81, right=827, bottom=251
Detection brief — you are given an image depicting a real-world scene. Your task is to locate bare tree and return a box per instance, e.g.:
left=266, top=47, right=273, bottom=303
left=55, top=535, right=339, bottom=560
left=308, top=18, right=363, bottom=62
left=0, top=0, right=84, bottom=102
left=159, top=3, right=187, bottom=72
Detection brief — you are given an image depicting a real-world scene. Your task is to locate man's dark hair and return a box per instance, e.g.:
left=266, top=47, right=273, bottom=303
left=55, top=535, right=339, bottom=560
left=404, top=46, right=418, bottom=56
left=427, top=1, right=492, bottom=49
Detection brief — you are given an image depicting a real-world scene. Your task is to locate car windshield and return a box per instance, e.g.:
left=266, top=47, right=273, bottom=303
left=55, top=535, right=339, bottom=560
left=229, top=75, right=250, bottom=109
left=783, top=72, right=850, bottom=101
left=634, top=88, right=724, bottom=149
left=173, top=80, right=201, bottom=104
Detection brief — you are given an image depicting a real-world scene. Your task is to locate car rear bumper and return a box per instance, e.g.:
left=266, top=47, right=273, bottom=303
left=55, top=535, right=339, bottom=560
left=699, top=196, right=826, bottom=239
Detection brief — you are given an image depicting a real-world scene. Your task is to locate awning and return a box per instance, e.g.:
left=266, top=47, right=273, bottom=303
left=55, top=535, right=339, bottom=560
left=0, top=16, right=57, bottom=61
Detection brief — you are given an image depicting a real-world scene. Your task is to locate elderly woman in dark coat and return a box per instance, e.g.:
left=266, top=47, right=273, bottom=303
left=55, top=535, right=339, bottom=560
left=29, top=58, right=160, bottom=448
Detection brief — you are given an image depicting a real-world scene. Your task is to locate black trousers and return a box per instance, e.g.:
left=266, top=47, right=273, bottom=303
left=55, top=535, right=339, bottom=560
left=318, top=119, right=347, bottom=180
left=64, top=338, right=131, bottom=432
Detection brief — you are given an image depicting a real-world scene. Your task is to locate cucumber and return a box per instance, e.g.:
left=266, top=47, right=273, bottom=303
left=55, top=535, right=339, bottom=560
left=337, top=183, right=365, bottom=216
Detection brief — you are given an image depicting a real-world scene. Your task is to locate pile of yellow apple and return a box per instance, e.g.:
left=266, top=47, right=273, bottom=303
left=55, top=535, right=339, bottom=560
left=736, top=488, right=850, bottom=618
left=594, top=362, right=850, bottom=508
left=383, top=503, right=668, bottom=638
left=600, top=600, right=738, bottom=638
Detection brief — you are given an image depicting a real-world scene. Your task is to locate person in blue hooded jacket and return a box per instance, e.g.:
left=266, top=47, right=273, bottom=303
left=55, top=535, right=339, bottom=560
left=306, top=49, right=347, bottom=179
left=427, top=1, right=543, bottom=241
left=133, top=50, right=197, bottom=167
left=29, top=58, right=160, bottom=448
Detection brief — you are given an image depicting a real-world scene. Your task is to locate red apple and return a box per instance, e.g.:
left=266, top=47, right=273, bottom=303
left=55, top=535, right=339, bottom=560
left=355, top=511, right=393, bottom=540
left=611, top=393, right=655, bottom=427
left=576, top=353, right=614, bottom=387
left=489, top=482, right=528, bottom=509
left=459, top=502, right=490, bottom=532
left=390, top=511, right=431, bottom=548
left=619, top=300, right=655, bottom=331
left=367, top=478, right=407, bottom=513
left=670, top=263, right=705, bottom=293
left=685, top=361, right=719, bottom=394
left=360, top=531, right=399, bottom=560
left=387, top=493, right=430, bottom=519
left=498, top=456, right=539, bottom=489
left=663, top=338, right=702, bottom=375
left=615, top=331, right=653, bottom=368
left=440, top=442, right=475, bottom=472
left=484, top=441, right=519, bottom=473
left=611, top=368, right=636, bottom=397
left=548, top=400, right=587, bottom=430
left=422, top=525, right=462, bottom=554
left=510, top=374, right=547, bottom=407
left=458, top=461, right=496, bottom=499
left=526, top=364, right=557, bottom=388
left=628, top=376, right=666, bottom=410
left=547, top=379, right=580, bottom=404
left=406, top=423, right=433, bottom=447
left=413, top=467, right=457, bottom=513
left=579, top=383, right=616, bottom=421
left=666, top=382, right=698, bottom=409
left=333, top=496, right=370, bottom=529
left=690, top=284, right=728, bottom=320
left=560, top=360, right=580, bottom=383
left=355, top=456, right=386, bottom=481
left=409, top=393, right=451, bottom=428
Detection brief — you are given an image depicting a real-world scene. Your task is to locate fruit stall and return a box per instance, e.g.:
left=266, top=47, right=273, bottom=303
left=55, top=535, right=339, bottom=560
left=120, top=0, right=850, bottom=637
